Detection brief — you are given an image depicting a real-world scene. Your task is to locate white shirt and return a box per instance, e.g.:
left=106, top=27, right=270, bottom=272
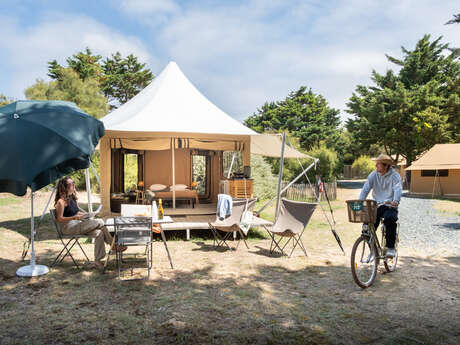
left=359, top=168, right=402, bottom=205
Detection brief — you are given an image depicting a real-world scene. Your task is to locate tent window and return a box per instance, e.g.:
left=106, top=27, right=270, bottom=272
left=124, top=153, right=139, bottom=191
left=192, top=151, right=210, bottom=198
left=421, top=170, right=448, bottom=177
left=222, top=151, right=242, bottom=177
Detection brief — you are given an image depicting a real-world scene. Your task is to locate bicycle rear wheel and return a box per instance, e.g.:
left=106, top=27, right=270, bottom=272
left=384, top=224, right=399, bottom=272
left=351, top=236, right=378, bottom=288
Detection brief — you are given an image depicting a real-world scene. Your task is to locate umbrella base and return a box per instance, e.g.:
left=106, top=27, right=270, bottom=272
left=16, top=264, right=49, bottom=277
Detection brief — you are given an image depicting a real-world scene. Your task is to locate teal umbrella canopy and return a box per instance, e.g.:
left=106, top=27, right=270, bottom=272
left=0, top=100, right=105, bottom=196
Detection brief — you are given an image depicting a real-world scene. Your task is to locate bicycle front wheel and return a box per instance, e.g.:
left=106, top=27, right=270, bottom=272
left=351, top=236, right=378, bottom=288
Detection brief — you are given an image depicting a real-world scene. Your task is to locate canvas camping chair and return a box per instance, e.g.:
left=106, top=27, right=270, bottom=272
left=49, top=209, right=90, bottom=269
left=209, top=198, right=257, bottom=250
left=266, top=198, right=317, bottom=257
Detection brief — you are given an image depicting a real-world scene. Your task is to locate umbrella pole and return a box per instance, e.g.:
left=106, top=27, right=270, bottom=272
left=16, top=192, right=49, bottom=277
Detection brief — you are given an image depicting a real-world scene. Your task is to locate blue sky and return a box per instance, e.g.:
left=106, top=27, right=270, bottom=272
left=1, top=0, right=459, bottom=123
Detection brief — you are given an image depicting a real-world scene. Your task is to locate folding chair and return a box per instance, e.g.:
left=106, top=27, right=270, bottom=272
left=49, top=209, right=90, bottom=269
left=114, top=204, right=153, bottom=280
left=209, top=198, right=257, bottom=250
left=265, top=198, right=317, bottom=257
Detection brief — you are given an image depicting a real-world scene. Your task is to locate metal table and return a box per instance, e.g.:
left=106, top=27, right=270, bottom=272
left=103, top=216, right=174, bottom=272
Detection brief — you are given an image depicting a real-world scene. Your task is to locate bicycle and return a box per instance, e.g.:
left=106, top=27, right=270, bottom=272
left=346, top=200, right=400, bottom=289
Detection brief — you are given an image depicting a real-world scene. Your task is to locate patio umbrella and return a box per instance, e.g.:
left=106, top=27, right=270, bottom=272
left=0, top=100, right=105, bottom=276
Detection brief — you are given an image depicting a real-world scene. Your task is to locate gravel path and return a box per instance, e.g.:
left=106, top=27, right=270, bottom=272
left=398, top=195, right=460, bottom=256
left=339, top=181, right=460, bottom=256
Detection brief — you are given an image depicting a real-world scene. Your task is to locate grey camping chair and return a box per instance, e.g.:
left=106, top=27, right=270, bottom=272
left=114, top=204, right=153, bottom=280
left=209, top=198, right=257, bottom=250
left=49, top=209, right=90, bottom=269
left=266, top=198, right=317, bottom=257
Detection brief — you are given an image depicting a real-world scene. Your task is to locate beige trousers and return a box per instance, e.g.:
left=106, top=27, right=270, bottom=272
left=62, top=219, right=113, bottom=262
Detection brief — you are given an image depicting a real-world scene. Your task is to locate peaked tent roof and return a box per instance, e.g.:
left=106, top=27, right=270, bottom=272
left=406, top=143, right=460, bottom=170
left=102, top=61, right=255, bottom=136
left=101, top=61, right=308, bottom=159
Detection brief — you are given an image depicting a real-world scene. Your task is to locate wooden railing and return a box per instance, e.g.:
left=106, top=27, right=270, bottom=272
left=281, top=180, right=337, bottom=201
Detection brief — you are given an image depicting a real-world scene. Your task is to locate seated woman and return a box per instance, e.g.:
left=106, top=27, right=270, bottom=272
left=54, top=176, right=125, bottom=270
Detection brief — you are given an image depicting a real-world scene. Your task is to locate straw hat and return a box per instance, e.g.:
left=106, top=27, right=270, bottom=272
left=373, top=154, right=395, bottom=166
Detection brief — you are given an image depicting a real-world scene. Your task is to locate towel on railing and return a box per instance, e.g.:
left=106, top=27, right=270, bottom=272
left=217, top=194, right=232, bottom=220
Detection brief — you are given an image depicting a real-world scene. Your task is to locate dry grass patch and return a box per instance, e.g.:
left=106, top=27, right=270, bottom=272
left=0, top=190, right=459, bottom=344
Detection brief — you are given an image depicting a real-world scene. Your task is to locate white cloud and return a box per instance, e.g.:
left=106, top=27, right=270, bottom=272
left=2, top=0, right=460, bottom=126
left=0, top=12, right=153, bottom=99
left=118, top=0, right=179, bottom=15
left=137, top=0, right=460, bottom=122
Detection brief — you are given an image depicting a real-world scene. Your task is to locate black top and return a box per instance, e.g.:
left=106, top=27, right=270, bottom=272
left=63, top=197, right=79, bottom=218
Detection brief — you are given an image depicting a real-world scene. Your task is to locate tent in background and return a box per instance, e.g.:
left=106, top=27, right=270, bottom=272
left=406, top=143, right=460, bottom=197
left=99, top=62, right=307, bottom=213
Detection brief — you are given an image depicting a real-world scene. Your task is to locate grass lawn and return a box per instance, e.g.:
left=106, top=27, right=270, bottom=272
left=0, top=189, right=459, bottom=345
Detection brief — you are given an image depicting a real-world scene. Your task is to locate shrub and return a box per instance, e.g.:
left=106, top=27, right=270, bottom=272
left=251, top=154, right=278, bottom=200
left=277, top=144, right=338, bottom=183
left=352, top=155, right=375, bottom=177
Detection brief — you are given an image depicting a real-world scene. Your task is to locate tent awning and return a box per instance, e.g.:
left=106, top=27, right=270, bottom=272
left=251, top=134, right=309, bottom=159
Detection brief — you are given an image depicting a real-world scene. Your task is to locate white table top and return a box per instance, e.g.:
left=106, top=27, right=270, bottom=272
left=105, top=215, right=174, bottom=226
left=152, top=216, right=173, bottom=224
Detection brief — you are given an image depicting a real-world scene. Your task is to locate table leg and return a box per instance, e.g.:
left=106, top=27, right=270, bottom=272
left=160, top=227, right=174, bottom=269
left=103, top=234, right=116, bottom=273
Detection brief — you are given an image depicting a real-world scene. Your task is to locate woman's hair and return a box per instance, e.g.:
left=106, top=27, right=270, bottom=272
left=54, top=176, right=78, bottom=206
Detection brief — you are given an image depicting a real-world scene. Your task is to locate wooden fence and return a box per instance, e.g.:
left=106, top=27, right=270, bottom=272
left=281, top=179, right=337, bottom=201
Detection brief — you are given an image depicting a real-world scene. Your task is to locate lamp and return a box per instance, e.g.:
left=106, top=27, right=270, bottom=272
left=138, top=181, right=144, bottom=190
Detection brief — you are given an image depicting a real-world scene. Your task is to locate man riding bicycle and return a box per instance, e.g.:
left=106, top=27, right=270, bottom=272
left=359, top=154, right=402, bottom=258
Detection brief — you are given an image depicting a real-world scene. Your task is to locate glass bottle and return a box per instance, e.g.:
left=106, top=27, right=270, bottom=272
left=158, top=198, right=164, bottom=220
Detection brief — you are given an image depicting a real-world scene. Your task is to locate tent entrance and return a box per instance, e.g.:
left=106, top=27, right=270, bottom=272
left=192, top=150, right=211, bottom=201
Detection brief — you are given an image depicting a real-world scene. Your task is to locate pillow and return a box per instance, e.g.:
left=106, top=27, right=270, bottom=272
left=169, top=184, right=188, bottom=191
left=149, top=184, right=168, bottom=192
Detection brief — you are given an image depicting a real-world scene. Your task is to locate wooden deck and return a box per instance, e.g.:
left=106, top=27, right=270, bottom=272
left=106, top=203, right=271, bottom=241
left=164, top=203, right=216, bottom=216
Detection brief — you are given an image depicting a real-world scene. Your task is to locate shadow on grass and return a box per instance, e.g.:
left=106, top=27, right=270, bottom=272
left=434, top=222, right=460, bottom=230
left=1, top=252, right=460, bottom=344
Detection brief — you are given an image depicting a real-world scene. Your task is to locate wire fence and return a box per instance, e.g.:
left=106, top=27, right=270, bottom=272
left=281, top=180, right=337, bottom=201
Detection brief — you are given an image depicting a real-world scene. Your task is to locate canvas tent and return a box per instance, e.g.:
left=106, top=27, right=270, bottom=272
left=99, top=61, right=307, bottom=214
left=406, top=143, right=460, bottom=197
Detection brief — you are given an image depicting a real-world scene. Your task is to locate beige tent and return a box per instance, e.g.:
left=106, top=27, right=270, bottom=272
left=406, top=143, right=460, bottom=196
left=99, top=62, right=308, bottom=214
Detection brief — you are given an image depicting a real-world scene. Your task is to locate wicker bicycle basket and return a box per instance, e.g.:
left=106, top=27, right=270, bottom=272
left=346, top=200, right=378, bottom=223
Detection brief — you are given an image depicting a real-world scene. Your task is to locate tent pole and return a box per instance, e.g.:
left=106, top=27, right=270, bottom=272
left=16, top=191, right=49, bottom=277
left=85, top=168, right=93, bottom=212
left=275, top=132, right=286, bottom=220
left=172, top=138, right=176, bottom=208
left=227, top=152, right=237, bottom=178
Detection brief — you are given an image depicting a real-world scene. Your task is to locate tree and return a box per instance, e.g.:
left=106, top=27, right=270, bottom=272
left=445, top=14, right=460, bottom=25
left=346, top=35, right=460, bottom=165
left=47, top=48, right=153, bottom=106
left=245, top=86, right=341, bottom=151
left=0, top=94, right=14, bottom=106
left=48, top=48, right=103, bottom=81
left=446, top=14, right=460, bottom=60
left=25, top=68, right=109, bottom=118
left=102, top=52, right=154, bottom=105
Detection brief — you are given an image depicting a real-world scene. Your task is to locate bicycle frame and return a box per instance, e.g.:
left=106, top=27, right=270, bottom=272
left=361, top=223, right=386, bottom=260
